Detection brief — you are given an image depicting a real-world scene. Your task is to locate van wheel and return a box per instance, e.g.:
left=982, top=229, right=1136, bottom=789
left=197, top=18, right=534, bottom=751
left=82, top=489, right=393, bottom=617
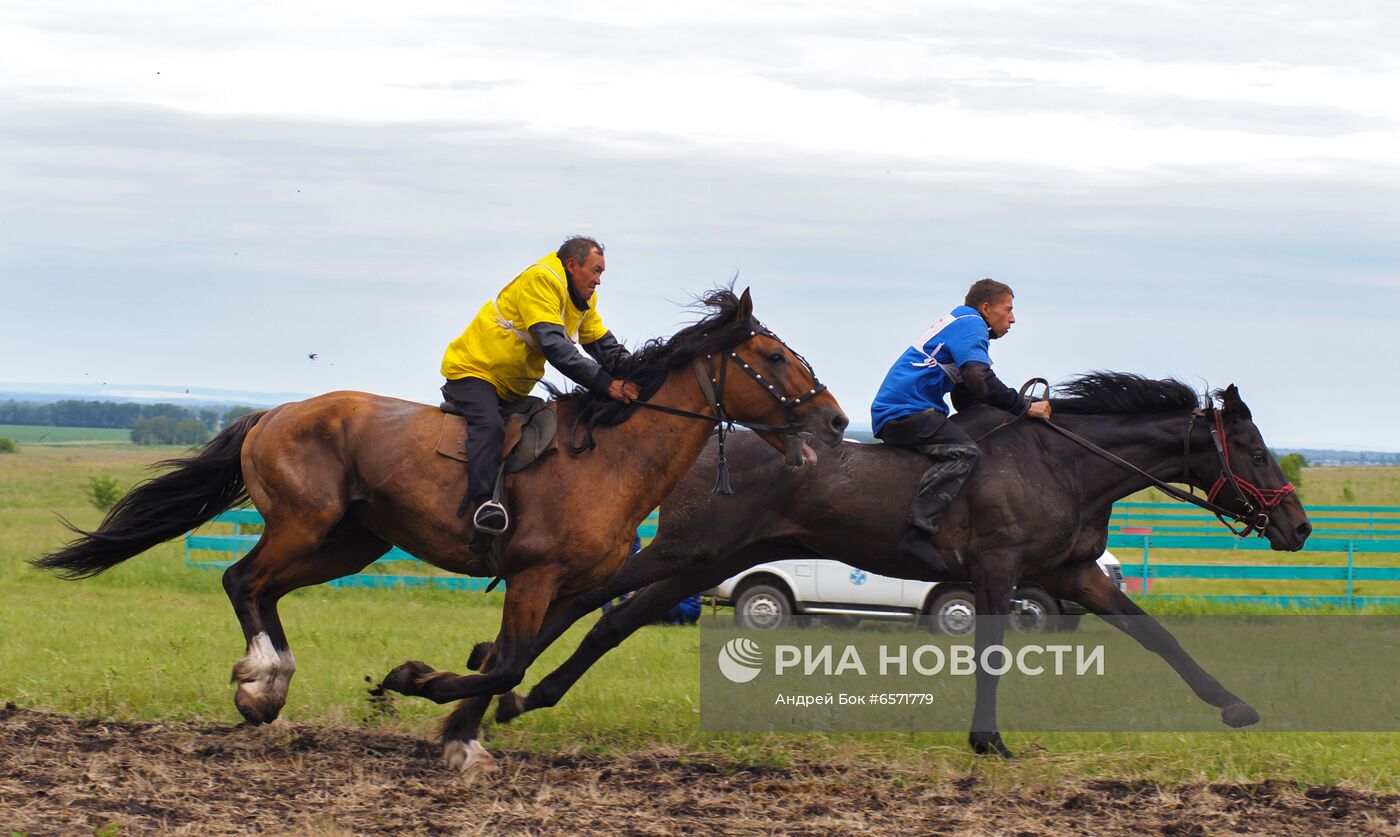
left=1010, top=588, right=1060, bottom=634
left=928, top=588, right=976, bottom=637
left=734, top=584, right=792, bottom=630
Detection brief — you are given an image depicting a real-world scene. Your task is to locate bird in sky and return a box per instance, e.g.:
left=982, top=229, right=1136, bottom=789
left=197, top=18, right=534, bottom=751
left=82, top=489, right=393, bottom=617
left=307, top=353, right=319, bottom=361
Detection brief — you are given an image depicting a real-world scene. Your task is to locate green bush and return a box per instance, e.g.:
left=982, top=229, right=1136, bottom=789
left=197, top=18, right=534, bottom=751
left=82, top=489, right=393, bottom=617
left=0, top=436, right=16, bottom=453
left=1278, top=453, right=1307, bottom=488
left=87, top=475, right=123, bottom=511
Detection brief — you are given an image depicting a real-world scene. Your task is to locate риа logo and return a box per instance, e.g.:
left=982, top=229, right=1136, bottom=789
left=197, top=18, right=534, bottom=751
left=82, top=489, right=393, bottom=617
left=717, top=637, right=763, bottom=683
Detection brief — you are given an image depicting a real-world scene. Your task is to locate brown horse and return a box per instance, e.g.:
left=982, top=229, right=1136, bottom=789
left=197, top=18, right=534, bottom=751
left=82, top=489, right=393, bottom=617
left=35, top=288, right=848, bottom=770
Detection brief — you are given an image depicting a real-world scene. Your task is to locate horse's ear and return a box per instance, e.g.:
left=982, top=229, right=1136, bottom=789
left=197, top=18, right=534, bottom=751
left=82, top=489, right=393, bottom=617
left=736, top=287, right=753, bottom=322
left=1221, top=384, right=1252, bottom=420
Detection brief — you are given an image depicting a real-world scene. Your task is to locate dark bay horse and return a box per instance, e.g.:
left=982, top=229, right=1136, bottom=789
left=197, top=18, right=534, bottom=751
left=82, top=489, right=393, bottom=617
left=35, top=288, right=848, bottom=771
left=465, top=374, right=1309, bottom=762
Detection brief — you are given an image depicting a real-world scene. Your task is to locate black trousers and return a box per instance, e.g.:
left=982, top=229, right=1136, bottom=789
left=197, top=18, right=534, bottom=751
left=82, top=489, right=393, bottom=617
left=442, top=377, right=505, bottom=506
left=876, top=408, right=981, bottom=534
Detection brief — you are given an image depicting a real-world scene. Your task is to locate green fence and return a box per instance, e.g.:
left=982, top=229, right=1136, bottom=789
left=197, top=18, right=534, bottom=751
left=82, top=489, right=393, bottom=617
left=187, top=503, right=1400, bottom=607
left=1109, top=503, right=1400, bottom=609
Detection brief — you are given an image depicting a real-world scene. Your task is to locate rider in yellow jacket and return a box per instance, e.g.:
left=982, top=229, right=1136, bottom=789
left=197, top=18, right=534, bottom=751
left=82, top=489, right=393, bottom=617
left=441, top=237, right=639, bottom=534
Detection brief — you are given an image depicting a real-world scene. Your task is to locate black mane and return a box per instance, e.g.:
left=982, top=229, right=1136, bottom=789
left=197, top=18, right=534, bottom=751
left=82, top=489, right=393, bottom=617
left=553, top=288, right=757, bottom=428
left=1051, top=371, right=1199, bottom=415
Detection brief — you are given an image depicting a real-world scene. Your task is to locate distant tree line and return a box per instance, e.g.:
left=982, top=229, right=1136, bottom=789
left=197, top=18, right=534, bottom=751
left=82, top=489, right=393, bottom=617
left=130, top=417, right=212, bottom=445
left=0, top=400, right=258, bottom=445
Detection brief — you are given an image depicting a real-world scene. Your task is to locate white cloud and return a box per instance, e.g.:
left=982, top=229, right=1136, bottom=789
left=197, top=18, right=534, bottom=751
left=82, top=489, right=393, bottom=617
left=3, top=1, right=1399, bottom=448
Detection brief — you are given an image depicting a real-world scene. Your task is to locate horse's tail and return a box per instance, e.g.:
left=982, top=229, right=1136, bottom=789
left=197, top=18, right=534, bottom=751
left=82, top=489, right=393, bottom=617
left=33, top=411, right=267, bottom=580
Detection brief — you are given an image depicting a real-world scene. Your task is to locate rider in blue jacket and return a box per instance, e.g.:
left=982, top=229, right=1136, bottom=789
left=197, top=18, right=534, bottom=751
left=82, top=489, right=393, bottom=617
left=871, top=278, right=1051, bottom=573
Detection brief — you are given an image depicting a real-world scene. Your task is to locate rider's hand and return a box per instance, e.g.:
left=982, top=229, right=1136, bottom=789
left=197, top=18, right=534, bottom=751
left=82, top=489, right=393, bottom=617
left=609, top=380, right=640, bottom=404
left=1027, top=400, right=1052, bottom=420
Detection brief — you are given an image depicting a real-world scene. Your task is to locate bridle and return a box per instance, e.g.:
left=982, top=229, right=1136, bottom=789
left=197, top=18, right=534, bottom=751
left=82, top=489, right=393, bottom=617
left=568, top=321, right=828, bottom=495
left=1195, top=402, right=1297, bottom=537
left=1020, top=379, right=1295, bottom=539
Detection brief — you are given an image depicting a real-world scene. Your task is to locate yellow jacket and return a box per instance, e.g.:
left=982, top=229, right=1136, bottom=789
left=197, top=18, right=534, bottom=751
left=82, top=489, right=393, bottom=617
left=441, top=252, right=610, bottom=400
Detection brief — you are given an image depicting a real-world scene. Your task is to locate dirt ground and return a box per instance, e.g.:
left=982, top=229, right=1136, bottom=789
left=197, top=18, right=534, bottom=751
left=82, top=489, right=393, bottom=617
left=2, top=703, right=1396, bottom=836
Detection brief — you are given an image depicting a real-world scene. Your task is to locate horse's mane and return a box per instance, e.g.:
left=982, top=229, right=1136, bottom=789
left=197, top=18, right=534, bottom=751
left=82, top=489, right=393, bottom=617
left=552, top=287, right=757, bottom=428
left=1051, top=371, right=1199, bottom=415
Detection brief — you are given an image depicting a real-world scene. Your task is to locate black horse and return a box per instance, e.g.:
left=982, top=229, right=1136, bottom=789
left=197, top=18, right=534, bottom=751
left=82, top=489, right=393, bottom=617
left=421, top=373, right=1311, bottom=766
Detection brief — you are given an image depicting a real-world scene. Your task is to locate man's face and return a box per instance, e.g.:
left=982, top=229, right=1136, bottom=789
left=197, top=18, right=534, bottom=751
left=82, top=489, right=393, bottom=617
left=566, top=249, right=606, bottom=300
left=981, top=294, right=1015, bottom=339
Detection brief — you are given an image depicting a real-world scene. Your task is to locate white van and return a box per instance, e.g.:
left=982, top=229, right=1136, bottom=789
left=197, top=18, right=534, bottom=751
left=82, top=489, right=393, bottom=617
left=707, top=552, right=1124, bottom=635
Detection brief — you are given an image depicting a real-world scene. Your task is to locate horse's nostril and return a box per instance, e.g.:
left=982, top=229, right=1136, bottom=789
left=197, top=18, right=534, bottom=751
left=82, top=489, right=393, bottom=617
left=1297, top=522, right=1313, bottom=538
left=831, top=413, right=849, bottom=433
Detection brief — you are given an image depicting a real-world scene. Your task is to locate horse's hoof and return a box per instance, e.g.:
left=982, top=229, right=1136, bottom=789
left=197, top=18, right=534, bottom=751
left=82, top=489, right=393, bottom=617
left=230, top=634, right=294, bottom=724
left=233, top=689, right=280, bottom=725
left=1222, top=702, right=1260, bottom=728
left=466, top=642, right=493, bottom=671
left=496, top=691, right=526, bottom=724
left=444, top=739, right=498, bottom=773
left=969, top=731, right=1014, bottom=758
left=381, top=660, right=436, bottom=696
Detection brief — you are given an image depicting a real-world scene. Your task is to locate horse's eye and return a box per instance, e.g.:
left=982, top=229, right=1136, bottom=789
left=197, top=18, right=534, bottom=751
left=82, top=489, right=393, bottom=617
left=1251, top=452, right=1265, bottom=465
left=768, top=352, right=785, bottom=364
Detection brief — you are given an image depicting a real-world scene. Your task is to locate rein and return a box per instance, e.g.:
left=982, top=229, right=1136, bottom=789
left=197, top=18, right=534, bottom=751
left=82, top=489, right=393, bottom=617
left=979, top=377, right=1294, bottom=538
left=567, top=325, right=827, bottom=495
left=1037, top=401, right=1294, bottom=539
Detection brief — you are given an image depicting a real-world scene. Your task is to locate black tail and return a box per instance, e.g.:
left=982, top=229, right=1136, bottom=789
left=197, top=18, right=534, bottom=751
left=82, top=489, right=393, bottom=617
left=33, top=411, right=267, bottom=579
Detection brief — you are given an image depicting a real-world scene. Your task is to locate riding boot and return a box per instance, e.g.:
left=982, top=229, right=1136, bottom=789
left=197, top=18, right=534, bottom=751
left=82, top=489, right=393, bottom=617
left=896, top=442, right=982, bottom=576
left=895, top=527, right=949, bottom=575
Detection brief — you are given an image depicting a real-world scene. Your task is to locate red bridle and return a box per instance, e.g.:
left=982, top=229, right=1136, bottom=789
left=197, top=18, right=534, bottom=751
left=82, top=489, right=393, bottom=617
left=1203, top=406, right=1296, bottom=537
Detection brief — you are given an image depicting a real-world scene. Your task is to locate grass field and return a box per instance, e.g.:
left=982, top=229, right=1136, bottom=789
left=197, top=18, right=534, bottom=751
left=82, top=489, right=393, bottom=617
left=3, top=444, right=1400, bottom=790
left=0, top=423, right=132, bottom=445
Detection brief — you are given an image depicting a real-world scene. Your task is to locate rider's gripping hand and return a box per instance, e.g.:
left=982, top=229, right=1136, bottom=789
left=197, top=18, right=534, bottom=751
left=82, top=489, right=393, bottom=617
left=609, top=380, right=640, bottom=404
left=1027, top=400, right=1052, bottom=420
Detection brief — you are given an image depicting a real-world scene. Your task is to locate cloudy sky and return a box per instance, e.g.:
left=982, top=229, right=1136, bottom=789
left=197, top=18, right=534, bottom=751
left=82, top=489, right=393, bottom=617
left=2, top=1, right=1398, bottom=449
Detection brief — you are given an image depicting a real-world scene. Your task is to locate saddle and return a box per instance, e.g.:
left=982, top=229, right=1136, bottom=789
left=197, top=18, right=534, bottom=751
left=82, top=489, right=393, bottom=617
left=435, top=395, right=559, bottom=474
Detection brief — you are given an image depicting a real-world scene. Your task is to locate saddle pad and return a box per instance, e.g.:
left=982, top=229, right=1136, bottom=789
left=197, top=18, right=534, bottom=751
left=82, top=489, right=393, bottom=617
left=433, top=399, right=559, bottom=472
left=435, top=414, right=470, bottom=463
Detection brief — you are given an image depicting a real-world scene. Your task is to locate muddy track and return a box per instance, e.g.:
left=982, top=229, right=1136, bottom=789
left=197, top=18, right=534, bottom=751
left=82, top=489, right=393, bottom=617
left=2, top=704, right=1396, bottom=835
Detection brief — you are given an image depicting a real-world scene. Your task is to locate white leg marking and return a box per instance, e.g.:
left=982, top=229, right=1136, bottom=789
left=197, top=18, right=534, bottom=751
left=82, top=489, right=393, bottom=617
left=444, top=739, right=498, bottom=773
left=234, top=632, right=297, bottom=708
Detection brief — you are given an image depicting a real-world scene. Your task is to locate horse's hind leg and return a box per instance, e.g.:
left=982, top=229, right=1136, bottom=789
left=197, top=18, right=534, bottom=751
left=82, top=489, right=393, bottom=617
left=223, top=521, right=388, bottom=724
left=1037, top=561, right=1257, bottom=728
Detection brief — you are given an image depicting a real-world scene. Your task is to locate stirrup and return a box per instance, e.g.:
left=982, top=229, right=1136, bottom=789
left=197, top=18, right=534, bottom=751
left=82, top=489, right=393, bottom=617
left=472, top=500, right=509, bottom=536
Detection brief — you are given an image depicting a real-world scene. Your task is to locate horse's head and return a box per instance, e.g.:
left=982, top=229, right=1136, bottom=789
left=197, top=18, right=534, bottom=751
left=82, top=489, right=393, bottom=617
left=714, top=288, right=848, bottom=466
left=1205, top=384, right=1311, bottom=551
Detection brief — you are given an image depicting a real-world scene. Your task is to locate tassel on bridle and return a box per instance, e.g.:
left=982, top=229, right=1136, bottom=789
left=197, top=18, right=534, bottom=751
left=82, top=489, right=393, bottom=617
left=710, top=344, right=736, bottom=495
left=713, top=444, right=734, bottom=495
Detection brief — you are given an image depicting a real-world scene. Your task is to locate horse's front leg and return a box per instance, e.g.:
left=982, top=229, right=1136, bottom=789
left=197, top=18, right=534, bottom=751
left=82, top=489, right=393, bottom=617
left=498, top=541, right=803, bottom=725
left=382, top=566, right=562, bottom=704
left=968, top=554, right=1018, bottom=757
left=1036, top=561, right=1258, bottom=728
left=424, top=578, right=631, bottom=772
left=499, top=569, right=711, bottom=723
